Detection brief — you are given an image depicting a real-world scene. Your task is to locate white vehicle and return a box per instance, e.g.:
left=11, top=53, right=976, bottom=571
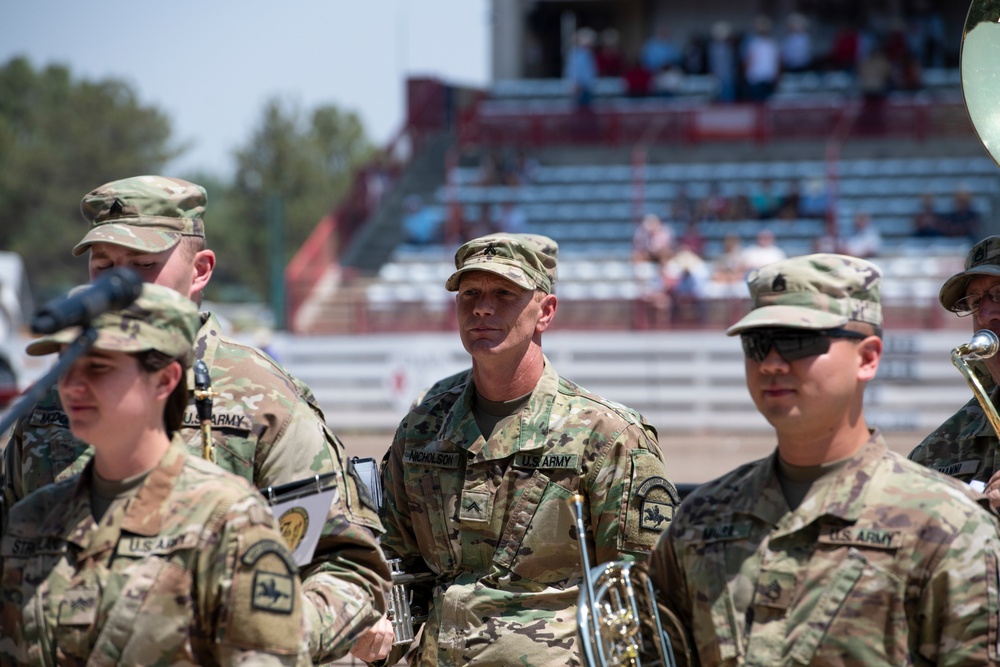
left=0, top=252, right=33, bottom=409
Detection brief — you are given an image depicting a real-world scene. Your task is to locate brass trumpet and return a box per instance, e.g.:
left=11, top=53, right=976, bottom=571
left=571, top=494, right=678, bottom=667
left=951, top=329, right=1000, bottom=437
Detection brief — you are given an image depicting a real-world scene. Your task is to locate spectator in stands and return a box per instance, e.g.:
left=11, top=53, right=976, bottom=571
left=908, top=0, right=947, bottom=68
left=681, top=32, right=708, bottom=75
left=840, top=211, right=882, bottom=258
left=750, top=179, right=780, bottom=219
left=858, top=44, right=893, bottom=105
left=632, top=213, right=674, bottom=264
left=776, top=180, right=803, bottom=220
left=671, top=184, right=695, bottom=224
left=800, top=177, right=829, bottom=219
left=653, top=64, right=686, bottom=98
left=741, top=228, right=787, bottom=272
left=564, top=27, right=598, bottom=110
left=780, top=13, right=813, bottom=73
left=511, top=148, right=539, bottom=185
left=642, top=24, right=682, bottom=74
left=713, top=233, right=750, bottom=291
left=477, top=152, right=501, bottom=186
left=830, top=21, right=863, bottom=74
left=623, top=56, right=654, bottom=97
left=743, top=15, right=782, bottom=102
left=941, top=186, right=982, bottom=241
left=596, top=28, right=624, bottom=77
left=726, top=188, right=754, bottom=221
left=708, top=21, right=739, bottom=103
left=403, top=194, right=445, bottom=245
left=677, top=220, right=707, bottom=257
left=912, top=192, right=943, bottom=237
left=695, top=183, right=727, bottom=222
left=497, top=200, right=528, bottom=234
left=663, top=239, right=710, bottom=324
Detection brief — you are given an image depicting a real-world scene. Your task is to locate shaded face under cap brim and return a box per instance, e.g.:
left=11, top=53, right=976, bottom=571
left=445, top=264, right=538, bottom=292
left=725, top=305, right=848, bottom=336
left=72, top=224, right=183, bottom=257
left=939, top=266, right=1000, bottom=311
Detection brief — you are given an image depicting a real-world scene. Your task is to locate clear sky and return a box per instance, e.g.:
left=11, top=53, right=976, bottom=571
left=0, top=0, right=491, bottom=177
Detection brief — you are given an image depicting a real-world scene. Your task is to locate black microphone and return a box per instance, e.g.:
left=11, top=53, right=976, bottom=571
left=31, top=268, right=144, bottom=334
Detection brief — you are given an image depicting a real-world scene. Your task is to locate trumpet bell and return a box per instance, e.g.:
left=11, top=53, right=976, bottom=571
left=577, top=560, right=676, bottom=667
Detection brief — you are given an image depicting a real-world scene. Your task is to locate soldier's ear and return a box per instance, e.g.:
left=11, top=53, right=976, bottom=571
left=191, top=249, right=215, bottom=297
left=154, top=360, right=183, bottom=400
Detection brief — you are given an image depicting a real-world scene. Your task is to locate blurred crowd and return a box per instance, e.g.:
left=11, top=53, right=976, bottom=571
left=564, top=0, right=946, bottom=105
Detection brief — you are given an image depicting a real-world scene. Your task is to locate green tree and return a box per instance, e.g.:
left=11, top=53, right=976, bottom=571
left=0, top=57, right=180, bottom=299
left=219, top=97, right=374, bottom=301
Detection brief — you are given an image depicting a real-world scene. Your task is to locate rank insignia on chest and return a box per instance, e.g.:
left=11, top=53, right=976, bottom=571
left=459, top=490, right=491, bottom=523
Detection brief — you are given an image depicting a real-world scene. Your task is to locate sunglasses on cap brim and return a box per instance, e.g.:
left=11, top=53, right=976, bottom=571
left=740, top=327, right=869, bottom=363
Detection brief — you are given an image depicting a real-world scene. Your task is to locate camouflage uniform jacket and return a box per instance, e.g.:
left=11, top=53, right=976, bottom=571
left=908, top=390, right=1000, bottom=487
left=0, top=438, right=310, bottom=666
left=648, top=431, right=1000, bottom=667
left=380, top=360, right=677, bottom=666
left=0, top=313, right=391, bottom=663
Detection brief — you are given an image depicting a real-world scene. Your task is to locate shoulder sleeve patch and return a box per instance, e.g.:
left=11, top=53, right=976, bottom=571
left=224, top=529, right=304, bottom=655
left=623, top=450, right=678, bottom=551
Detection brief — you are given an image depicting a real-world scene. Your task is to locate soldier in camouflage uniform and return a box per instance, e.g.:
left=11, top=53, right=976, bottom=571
left=377, top=233, right=677, bottom=666
left=909, top=235, right=1000, bottom=509
left=0, top=175, right=394, bottom=663
left=1, top=283, right=311, bottom=665
left=648, top=254, right=1000, bottom=666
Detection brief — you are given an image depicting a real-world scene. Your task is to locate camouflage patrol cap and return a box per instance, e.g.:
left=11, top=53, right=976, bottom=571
left=726, top=253, right=882, bottom=335
left=26, top=283, right=200, bottom=366
left=939, top=236, right=1000, bottom=311
left=445, top=233, right=558, bottom=293
left=72, top=175, right=207, bottom=256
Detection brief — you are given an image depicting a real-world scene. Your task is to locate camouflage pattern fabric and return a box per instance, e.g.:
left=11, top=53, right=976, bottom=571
left=445, top=233, right=558, bottom=294
left=379, top=360, right=676, bottom=666
left=648, top=432, right=1000, bottom=666
left=1, top=313, right=391, bottom=663
left=72, top=175, right=207, bottom=256
left=25, top=282, right=200, bottom=365
left=0, top=438, right=311, bottom=666
left=909, top=391, right=1000, bottom=486
left=726, top=253, right=882, bottom=334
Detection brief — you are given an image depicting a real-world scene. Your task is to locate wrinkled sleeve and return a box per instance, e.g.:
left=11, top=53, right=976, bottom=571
left=588, top=421, right=676, bottom=564
left=203, top=494, right=310, bottom=666
left=648, top=525, right=696, bottom=667
left=918, top=509, right=1000, bottom=666
left=0, top=416, right=28, bottom=538
left=255, top=397, right=392, bottom=663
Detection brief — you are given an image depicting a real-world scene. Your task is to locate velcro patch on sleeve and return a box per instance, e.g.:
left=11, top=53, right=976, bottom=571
left=624, top=450, right=679, bottom=550
left=224, top=530, right=304, bottom=654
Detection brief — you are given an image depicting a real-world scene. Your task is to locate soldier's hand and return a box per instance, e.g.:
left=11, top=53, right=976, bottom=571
left=986, top=469, right=1000, bottom=510
left=349, top=614, right=394, bottom=662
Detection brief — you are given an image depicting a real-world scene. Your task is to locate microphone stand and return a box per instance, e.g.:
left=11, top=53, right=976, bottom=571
left=0, top=327, right=97, bottom=436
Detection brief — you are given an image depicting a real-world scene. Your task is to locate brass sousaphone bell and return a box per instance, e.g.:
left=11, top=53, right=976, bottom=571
left=954, top=1, right=1000, bottom=440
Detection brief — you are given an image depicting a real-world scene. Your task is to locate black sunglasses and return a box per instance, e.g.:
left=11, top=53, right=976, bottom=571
left=740, top=327, right=869, bottom=362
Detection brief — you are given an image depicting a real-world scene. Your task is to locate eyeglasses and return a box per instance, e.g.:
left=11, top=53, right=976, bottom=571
left=951, top=285, right=1000, bottom=317
left=740, top=327, right=869, bottom=363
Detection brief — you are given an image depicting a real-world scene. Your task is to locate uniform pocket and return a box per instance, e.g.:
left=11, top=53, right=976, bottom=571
left=404, top=470, right=458, bottom=573
left=788, top=548, right=905, bottom=665
left=103, top=558, right=196, bottom=663
left=502, top=474, right=580, bottom=585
